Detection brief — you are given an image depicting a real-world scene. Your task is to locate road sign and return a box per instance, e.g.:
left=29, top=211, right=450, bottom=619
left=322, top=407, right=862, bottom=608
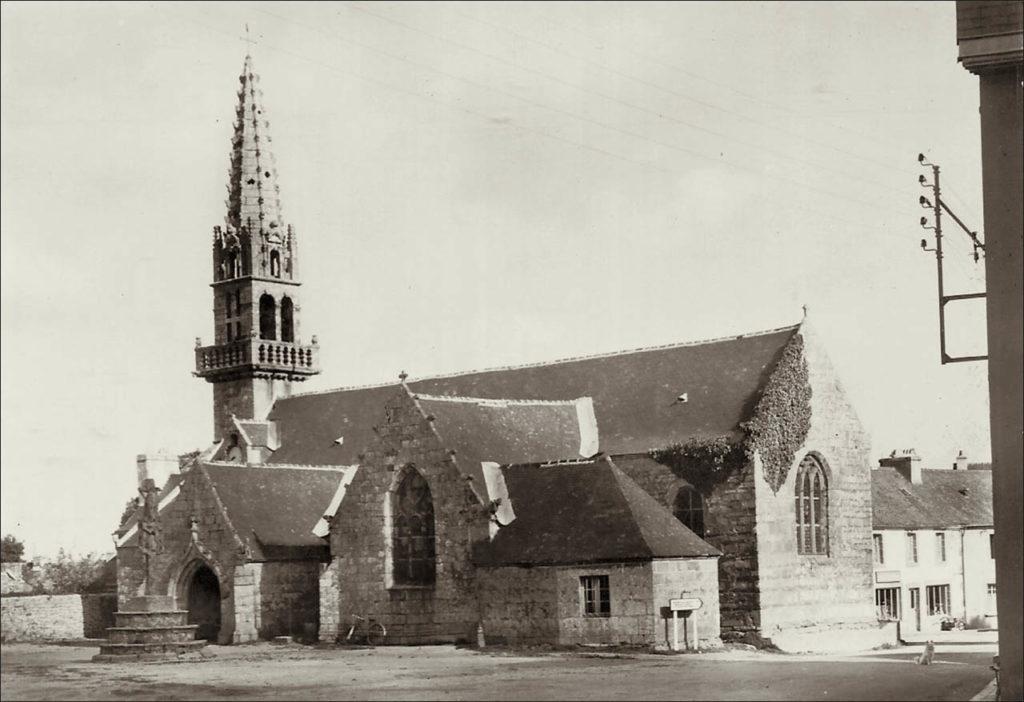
left=670, top=597, right=703, bottom=612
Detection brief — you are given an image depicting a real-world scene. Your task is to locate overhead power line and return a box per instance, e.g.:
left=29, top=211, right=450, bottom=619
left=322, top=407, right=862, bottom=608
left=158, top=5, right=907, bottom=234
left=344, top=2, right=918, bottom=218
left=450, top=5, right=922, bottom=195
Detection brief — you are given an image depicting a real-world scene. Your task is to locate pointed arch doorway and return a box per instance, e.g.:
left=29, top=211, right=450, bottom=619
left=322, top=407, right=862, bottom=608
left=182, top=562, right=221, bottom=642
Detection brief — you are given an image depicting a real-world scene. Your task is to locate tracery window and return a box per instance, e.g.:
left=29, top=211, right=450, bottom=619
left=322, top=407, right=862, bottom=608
left=795, top=453, right=828, bottom=555
left=674, top=485, right=705, bottom=537
left=391, top=467, right=436, bottom=586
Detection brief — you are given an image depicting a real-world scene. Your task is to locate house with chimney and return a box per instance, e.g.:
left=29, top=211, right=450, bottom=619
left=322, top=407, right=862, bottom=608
left=871, top=449, right=996, bottom=633
left=114, top=52, right=894, bottom=653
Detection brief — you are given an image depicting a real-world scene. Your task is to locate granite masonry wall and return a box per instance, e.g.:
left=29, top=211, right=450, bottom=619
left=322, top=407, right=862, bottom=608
left=753, top=324, right=887, bottom=651
left=650, top=557, right=721, bottom=649
left=615, top=456, right=760, bottom=640
left=477, top=566, right=559, bottom=646
left=478, top=559, right=720, bottom=648
left=325, top=387, right=489, bottom=644
left=257, top=560, right=320, bottom=640
left=0, top=594, right=114, bottom=641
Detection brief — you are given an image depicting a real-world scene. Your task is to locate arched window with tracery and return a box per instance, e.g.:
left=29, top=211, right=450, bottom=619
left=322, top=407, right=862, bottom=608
left=280, top=297, right=294, bottom=342
left=391, top=467, right=436, bottom=586
left=674, top=485, right=705, bottom=537
left=259, top=294, right=276, bottom=341
left=795, top=453, right=828, bottom=555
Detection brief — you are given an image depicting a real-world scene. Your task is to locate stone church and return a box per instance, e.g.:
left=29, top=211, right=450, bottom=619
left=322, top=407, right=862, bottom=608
left=114, top=54, right=890, bottom=652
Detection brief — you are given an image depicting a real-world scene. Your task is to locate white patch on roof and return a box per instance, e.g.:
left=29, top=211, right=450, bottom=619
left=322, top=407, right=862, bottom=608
left=312, top=466, right=360, bottom=538
left=481, top=461, right=516, bottom=539
left=575, top=396, right=599, bottom=457
left=116, top=483, right=182, bottom=547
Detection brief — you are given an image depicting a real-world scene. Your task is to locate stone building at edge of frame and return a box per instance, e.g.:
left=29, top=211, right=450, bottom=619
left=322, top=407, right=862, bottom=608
left=113, top=53, right=893, bottom=653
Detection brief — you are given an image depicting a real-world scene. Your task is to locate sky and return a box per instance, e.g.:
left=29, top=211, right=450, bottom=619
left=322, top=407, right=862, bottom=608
left=0, top=1, right=993, bottom=559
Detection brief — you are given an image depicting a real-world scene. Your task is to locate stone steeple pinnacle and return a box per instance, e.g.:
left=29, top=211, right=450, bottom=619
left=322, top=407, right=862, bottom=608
left=211, top=53, right=297, bottom=284
left=227, top=54, right=284, bottom=233
left=197, top=53, right=319, bottom=443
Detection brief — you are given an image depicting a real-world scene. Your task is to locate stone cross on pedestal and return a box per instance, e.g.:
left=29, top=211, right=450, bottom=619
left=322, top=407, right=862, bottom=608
left=137, top=478, right=163, bottom=596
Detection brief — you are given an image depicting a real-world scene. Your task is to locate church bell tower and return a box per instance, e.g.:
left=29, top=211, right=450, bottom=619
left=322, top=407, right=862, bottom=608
left=194, top=54, right=320, bottom=442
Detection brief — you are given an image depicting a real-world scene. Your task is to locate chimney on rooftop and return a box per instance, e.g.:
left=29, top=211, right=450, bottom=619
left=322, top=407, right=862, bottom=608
left=953, top=450, right=969, bottom=471
left=879, top=448, right=923, bottom=485
left=136, top=451, right=179, bottom=489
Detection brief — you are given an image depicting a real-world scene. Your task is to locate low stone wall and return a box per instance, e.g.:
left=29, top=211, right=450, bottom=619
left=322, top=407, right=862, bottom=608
left=1, top=594, right=117, bottom=641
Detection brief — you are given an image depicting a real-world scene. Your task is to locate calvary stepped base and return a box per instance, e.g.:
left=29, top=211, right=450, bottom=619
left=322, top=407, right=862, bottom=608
left=93, top=596, right=207, bottom=662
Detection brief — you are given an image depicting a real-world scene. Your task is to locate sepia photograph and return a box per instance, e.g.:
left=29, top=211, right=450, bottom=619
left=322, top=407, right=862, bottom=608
left=1, top=2, right=1020, bottom=700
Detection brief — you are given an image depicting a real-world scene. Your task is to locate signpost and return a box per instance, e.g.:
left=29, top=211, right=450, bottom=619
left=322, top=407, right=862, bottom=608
left=669, top=597, right=703, bottom=651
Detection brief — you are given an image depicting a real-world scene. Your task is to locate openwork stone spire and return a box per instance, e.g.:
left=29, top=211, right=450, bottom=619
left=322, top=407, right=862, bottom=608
left=227, top=54, right=284, bottom=233
left=198, top=53, right=319, bottom=443
left=212, top=53, right=297, bottom=284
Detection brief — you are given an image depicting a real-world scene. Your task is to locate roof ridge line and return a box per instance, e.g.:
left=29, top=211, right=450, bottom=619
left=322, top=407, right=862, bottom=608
left=413, top=393, right=584, bottom=406
left=284, top=322, right=800, bottom=400
left=205, top=460, right=353, bottom=472
left=282, top=378, right=399, bottom=399
left=404, top=322, right=801, bottom=383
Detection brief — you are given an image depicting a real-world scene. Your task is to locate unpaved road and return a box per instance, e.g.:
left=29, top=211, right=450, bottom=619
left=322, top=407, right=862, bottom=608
left=0, top=640, right=996, bottom=700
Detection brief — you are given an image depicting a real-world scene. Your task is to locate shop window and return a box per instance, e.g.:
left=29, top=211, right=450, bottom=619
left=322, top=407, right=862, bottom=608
left=875, top=587, right=901, bottom=621
left=926, top=584, right=950, bottom=616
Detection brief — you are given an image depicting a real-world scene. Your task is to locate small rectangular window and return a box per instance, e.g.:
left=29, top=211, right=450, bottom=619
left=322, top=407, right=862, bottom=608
left=579, top=575, right=610, bottom=617
left=873, top=534, right=884, bottom=564
left=906, top=532, right=918, bottom=565
left=987, top=583, right=997, bottom=614
left=926, top=584, right=950, bottom=616
left=990, top=533, right=995, bottom=559
left=936, top=532, right=946, bottom=562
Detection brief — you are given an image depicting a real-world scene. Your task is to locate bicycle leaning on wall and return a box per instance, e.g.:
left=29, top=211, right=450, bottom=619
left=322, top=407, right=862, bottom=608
left=340, top=614, right=387, bottom=646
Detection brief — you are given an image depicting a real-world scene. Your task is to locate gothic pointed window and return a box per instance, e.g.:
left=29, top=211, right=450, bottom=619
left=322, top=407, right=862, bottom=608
left=674, top=485, right=705, bottom=537
left=795, top=453, right=828, bottom=555
left=270, top=249, right=281, bottom=278
left=391, top=467, right=436, bottom=586
left=280, top=297, right=294, bottom=343
left=259, top=294, right=276, bottom=341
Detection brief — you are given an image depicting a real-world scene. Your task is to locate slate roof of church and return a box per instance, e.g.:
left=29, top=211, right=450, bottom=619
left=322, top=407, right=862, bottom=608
left=872, top=467, right=993, bottom=530
left=476, top=456, right=720, bottom=567
left=201, top=463, right=350, bottom=560
left=414, top=395, right=593, bottom=497
left=268, top=324, right=799, bottom=467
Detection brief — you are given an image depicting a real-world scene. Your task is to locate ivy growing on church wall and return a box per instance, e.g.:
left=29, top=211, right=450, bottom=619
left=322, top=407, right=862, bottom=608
left=649, top=332, right=812, bottom=495
left=740, top=333, right=812, bottom=493
left=648, top=436, right=745, bottom=495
